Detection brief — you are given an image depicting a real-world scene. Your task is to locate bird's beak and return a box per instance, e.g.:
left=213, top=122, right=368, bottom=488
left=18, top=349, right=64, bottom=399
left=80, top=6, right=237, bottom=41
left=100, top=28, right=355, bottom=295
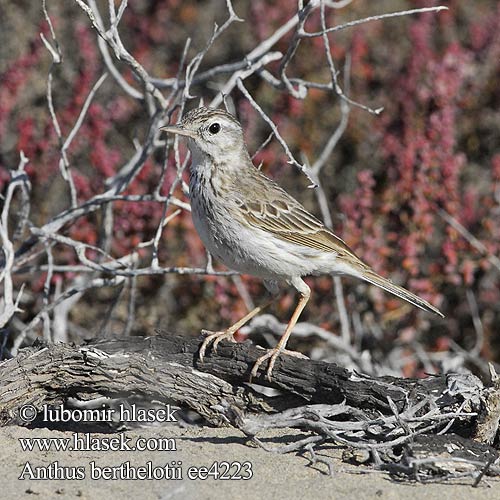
left=160, top=125, right=196, bottom=139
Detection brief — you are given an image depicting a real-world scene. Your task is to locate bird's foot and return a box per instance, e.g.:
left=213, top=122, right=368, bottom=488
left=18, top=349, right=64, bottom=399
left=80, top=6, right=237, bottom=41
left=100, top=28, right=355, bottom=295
left=250, top=347, right=308, bottom=382
left=199, top=329, right=237, bottom=362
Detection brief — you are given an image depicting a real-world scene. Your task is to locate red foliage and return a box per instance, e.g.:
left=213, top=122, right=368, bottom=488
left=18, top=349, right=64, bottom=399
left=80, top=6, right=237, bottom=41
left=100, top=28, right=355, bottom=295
left=2, top=1, right=500, bottom=369
left=339, top=8, right=500, bottom=321
left=0, top=31, right=44, bottom=190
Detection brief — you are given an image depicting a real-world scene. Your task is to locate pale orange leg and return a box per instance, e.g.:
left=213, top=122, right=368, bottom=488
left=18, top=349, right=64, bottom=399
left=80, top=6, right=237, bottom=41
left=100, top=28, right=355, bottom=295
left=199, top=299, right=275, bottom=362
left=250, top=282, right=311, bottom=382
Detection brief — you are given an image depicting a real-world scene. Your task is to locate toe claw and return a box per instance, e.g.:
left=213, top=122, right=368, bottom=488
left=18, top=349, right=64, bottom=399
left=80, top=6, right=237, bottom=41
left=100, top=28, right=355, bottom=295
left=249, top=351, right=273, bottom=382
left=249, top=348, right=308, bottom=382
left=198, top=330, right=236, bottom=362
left=266, top=353, right=279, bottom=382
left=212, top=335, right=224, bottom=353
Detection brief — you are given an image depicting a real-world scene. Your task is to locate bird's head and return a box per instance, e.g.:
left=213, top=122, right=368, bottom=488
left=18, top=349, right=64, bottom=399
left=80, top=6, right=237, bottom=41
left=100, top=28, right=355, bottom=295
left=161, top=107, right=246, bottom=162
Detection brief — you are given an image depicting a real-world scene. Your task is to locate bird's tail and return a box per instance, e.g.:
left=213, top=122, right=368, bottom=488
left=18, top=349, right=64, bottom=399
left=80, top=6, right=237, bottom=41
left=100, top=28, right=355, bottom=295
left=359, top=269, right=444, bottom=318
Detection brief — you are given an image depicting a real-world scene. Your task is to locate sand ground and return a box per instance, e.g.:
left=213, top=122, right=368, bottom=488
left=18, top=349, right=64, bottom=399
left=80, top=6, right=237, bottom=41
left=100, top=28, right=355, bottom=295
left=1, top=424, right=498, bottom=500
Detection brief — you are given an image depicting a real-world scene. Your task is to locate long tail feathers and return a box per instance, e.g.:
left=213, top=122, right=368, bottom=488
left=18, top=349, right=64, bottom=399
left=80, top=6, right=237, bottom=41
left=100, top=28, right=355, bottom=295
left=360, top=269, right=444, bottom=318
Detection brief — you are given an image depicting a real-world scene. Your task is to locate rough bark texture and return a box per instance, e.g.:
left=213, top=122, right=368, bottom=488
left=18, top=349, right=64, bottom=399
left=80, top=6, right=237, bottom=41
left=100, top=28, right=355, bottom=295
left=2, top=332, right=499, bottom=479
left=0, top=332, right=490, bottom=428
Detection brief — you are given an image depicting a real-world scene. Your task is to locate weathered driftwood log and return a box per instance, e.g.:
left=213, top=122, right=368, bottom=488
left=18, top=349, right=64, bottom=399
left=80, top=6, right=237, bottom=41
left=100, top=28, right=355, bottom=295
left=0, top=332, right=499, bottom=464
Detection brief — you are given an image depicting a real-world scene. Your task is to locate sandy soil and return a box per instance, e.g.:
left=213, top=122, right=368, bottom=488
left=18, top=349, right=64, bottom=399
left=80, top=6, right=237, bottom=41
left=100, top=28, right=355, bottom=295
left=1, top=423, right=498, bottom=500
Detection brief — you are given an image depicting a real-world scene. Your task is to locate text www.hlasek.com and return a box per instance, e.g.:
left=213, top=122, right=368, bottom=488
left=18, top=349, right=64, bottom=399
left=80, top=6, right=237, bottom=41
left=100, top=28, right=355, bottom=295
left=17, top=403, right=253, bottom=481
left=19, top=433, right=175, bottom=452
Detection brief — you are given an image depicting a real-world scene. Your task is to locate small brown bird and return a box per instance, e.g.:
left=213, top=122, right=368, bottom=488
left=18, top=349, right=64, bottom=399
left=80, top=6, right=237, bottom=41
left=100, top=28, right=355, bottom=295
left=161, top=107, right=443, bottom=381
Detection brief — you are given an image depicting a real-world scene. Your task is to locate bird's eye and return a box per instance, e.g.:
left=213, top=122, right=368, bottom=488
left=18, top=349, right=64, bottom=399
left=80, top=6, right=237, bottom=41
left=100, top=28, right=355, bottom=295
left=208, top=122, right=221, bottom=134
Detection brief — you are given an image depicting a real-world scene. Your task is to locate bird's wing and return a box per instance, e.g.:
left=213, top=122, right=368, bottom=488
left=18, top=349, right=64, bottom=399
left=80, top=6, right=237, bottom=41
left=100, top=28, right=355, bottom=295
left=237, top=174, right=360, bottom=261
left=233, top=170, right=444, bottom=317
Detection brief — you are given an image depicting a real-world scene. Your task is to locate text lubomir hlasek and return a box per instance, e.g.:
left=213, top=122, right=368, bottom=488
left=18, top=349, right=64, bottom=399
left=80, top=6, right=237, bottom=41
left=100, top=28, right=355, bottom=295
left=42, top=403, right=177, bottom=423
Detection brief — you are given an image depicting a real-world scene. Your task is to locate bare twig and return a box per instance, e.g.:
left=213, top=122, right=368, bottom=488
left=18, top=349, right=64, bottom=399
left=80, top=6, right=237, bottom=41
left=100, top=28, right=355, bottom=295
left=11, top=276, right=126, bottom=355
left=42, top=1, right=79, bottom=207
left=303, top=6, right=449, bottom=38
left=0, top=154, right=29, bottom=328
left=438, top=208, right=500, bottom=273
left=319, top=0, right=383, bottom=115
left=466, top=289, right=484, bottom=358
left=237, top=79, right=317, bottom=187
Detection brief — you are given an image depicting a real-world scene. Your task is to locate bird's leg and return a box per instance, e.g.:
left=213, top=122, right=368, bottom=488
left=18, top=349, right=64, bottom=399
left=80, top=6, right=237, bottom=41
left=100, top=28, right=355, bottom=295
left=250, top=280, right=311, bottom=382
left=199, top=298, right=275, bottom=362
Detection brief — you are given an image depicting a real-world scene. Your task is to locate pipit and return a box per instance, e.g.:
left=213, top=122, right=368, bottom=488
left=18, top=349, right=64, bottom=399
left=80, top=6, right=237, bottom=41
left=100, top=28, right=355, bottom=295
left=161, top=107, right=443, bottom=381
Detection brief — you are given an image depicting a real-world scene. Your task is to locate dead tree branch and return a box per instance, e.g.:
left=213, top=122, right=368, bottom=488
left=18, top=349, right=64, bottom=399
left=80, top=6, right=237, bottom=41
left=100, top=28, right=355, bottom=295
left=0, top=334, right=498, bottom=480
